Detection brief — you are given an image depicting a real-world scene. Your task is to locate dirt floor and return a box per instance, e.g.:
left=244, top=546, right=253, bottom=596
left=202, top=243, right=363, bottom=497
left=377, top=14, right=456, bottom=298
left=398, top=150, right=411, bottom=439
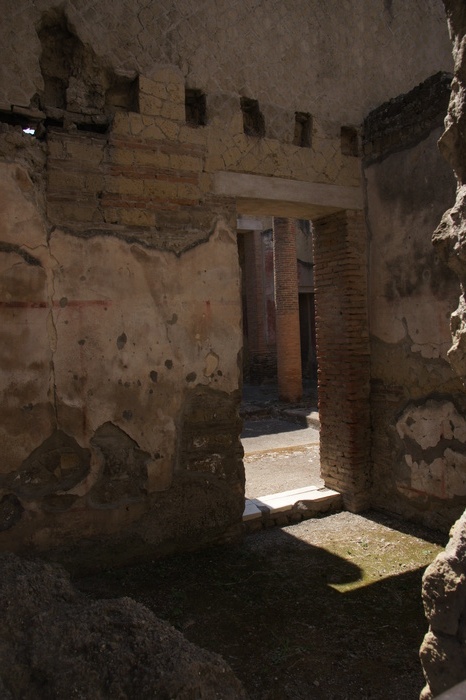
left=76, top=510, right=446, bottom=700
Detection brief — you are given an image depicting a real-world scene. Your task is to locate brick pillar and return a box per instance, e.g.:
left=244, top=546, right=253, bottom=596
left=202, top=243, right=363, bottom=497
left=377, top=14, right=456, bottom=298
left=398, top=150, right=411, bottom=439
left=313, top=210, right=371, bottom=512
left=273, top=217, right=302, bottom=402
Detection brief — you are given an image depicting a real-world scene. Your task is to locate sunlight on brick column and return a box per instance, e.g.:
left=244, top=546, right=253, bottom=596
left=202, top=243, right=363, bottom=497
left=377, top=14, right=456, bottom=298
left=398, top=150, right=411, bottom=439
left=273, top=217, right=302, bottom=402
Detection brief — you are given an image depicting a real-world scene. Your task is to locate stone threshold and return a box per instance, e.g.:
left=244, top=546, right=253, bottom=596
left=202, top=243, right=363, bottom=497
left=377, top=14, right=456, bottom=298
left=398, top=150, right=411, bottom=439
left=243, top=485, right=342, bottom=532
left=241, top=404, right=320, bottom=429
left=278, top=407, right=320, bottom=429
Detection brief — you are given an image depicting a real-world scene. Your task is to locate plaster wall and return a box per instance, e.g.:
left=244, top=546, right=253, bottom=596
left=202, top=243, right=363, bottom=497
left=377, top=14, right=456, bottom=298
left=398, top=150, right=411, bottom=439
left=0, top=0, right=453, bottom=194
left=0, top=69, right=245, bottom=566
left=366, top=100, right=464, bottom=528
left=0, top=0, right=457, bottom=561
left=2, top=0, right=452, bottom=126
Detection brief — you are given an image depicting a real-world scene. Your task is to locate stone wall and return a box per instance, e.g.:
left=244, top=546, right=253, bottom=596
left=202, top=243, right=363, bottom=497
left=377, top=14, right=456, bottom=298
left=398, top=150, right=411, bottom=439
left=420, top=511, right=466, bottom=698
left=0, top=0, right=456, bottom=562
left=364, top=73, right=466, bottom=530
left=0, top=67, right=244, bottom=567
left=0, top=1, right=452, bottom=191
left=421, top=1, right=466, bottom=694
left=434, top=0, right=466, bottom=382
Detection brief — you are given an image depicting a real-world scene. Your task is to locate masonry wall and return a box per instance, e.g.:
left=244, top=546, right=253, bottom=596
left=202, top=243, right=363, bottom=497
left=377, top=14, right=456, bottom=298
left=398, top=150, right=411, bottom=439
left=364, top=74, right=465, bottom=530
left=0, top=0, right=456, bottom=562
left=0, top=69, right=245, bottom=568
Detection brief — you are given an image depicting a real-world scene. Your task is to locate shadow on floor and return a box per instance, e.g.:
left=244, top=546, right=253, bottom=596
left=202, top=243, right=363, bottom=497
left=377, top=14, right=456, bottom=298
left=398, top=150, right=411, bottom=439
left=241, top=418, right=310, bottom=438
left=76, top=510, right=442, bottom=700
left=241, top=381, right=318, bottom=417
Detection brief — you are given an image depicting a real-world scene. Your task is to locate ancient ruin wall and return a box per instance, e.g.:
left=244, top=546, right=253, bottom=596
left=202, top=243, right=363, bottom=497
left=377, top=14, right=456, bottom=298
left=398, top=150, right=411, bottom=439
left=420, top=2, right=466, bottom=696
left=2, top=0, right=452, bottom=126
left=0, top=0, right=453, bottom=192
left=434, top=1, right=466, bottom=382
left=364, top=74, right=466, bottom=530
left=420, top=511, right=466, bottom=698
left=0, top=61, right=245, bottom=565
left=0, top=1, right=454, bottom=562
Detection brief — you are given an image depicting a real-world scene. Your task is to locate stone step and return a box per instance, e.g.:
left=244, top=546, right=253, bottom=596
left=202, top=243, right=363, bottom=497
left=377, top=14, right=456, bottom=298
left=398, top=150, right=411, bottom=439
left=243, top=485, right=342, bottom=531
left=275, top=407, right=320, bottom=428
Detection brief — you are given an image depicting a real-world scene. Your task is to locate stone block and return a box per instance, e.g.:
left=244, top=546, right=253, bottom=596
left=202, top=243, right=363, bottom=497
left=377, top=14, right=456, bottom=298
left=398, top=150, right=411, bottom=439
left=47, top=169, right=87, bottom=193
left=160, top=101, right=185, bottom=122
left=242, top=499, right=262, bottom=521
left=107, top=175, right=144, bottom=197
left=119, top=208, right=156, bottom=227
left=422, top=552, right=466, bottom=635
left=132, top=149, right=171, bottom=169
left=64, top=140, right=104, bottom=167
left=112, top=112, right=132, bottom=136
left=153, top=117, right=180, bottom=141
left=169, top=153, right=203, bottom=172
left=143, top=179, right=178, bottom=199
left=139, top=93, right=163, bottom=117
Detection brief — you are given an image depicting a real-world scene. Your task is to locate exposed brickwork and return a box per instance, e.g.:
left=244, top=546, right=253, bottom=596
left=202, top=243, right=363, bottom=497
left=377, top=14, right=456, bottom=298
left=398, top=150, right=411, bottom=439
left=363, top=71, right=452, bottom=163
left=313, top=210, right=371, bottom=511
left=0, top=0, right=458, bottom=561
left=45, top=112, right=228, bottom=255
left=273, top=218, right=302, bottom=402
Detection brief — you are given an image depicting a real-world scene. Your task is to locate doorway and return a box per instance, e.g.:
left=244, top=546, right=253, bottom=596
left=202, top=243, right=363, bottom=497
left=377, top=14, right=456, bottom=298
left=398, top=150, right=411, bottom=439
left=237, top=216, right=321, bottom=501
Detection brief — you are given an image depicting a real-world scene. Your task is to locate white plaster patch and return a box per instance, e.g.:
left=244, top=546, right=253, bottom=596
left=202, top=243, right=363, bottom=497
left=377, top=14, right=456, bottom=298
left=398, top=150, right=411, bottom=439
left=408, top=450, right=466, bottom=499
left=444, top=449, right=466, bottom=497
left=397, top=400, right=466, bottom=499
left=410, top=457, right=445, bottom=498
left=396, top=400, right=466, bottom=449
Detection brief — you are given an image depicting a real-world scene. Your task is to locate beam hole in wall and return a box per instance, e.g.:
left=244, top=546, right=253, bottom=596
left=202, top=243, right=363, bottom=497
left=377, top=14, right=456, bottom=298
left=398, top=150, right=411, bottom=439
left=37, top=8, right=79, bottom=111
left=240, top=97, right=265, bottom=137
left=0, top=110, right=41, bottom=138
left=293, top=112, right=312, bottom=148
left=76, top=121, right=109, bottom=134
left=340, top=125, right=360, bottom=156
left=106, top=75, right=139, bottom=113
left=185, top=89, right=207, bottom=126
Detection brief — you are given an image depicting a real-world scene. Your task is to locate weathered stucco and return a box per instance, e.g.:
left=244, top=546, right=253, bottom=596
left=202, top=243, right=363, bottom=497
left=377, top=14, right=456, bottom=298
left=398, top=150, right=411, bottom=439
left=0, top=0, right=461, bottom=562
left=1, top=0, right=452, bottom=123
left=364, top=72, right=466, bottom=529
left=0, top=145, right=244, bottom=562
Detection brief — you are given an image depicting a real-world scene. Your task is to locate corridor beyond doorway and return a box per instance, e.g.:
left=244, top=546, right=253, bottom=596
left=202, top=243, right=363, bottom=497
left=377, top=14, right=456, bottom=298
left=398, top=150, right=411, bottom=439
left=240, top=381, right=322, bottom=499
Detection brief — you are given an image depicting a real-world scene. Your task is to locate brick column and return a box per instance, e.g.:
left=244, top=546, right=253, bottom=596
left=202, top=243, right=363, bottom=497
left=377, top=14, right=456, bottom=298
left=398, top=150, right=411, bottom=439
left=313, top=210, right=371, bottom=512
left=273, top=217, right=302, bottom=402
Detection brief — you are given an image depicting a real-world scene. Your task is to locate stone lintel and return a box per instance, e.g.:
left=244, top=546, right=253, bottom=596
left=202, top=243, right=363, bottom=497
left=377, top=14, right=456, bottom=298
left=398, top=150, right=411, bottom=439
left=236, top=215, right=267, bottom=231
left=214, top=172, right=363, bottom=219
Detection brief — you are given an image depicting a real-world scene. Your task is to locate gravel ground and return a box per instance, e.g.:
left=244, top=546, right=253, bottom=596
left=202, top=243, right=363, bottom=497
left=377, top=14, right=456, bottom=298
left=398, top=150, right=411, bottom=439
left=77, top=510, right=448, bottom=700
left=75, top=401, right=449, bottom=699
left=242, top=418, right=323, bottom=498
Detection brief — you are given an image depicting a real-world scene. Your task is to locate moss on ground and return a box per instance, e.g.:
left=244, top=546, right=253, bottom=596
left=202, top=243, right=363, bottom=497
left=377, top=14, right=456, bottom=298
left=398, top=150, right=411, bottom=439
left=76, top=510, right=446, bottom=700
